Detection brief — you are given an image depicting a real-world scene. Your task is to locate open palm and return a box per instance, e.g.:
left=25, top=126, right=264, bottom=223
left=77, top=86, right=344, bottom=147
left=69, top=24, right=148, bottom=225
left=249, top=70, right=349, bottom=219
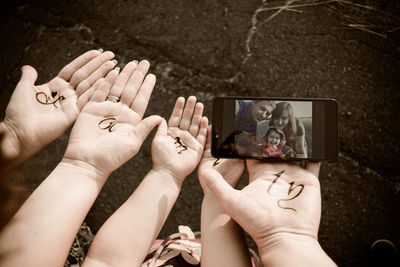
left=64, top=60, right=161, bottom=176
left=151, top=96, right=208, bottom=182
left=2, top=50, right=116, bottom=162
left=203, top=161, right=321, bottom=246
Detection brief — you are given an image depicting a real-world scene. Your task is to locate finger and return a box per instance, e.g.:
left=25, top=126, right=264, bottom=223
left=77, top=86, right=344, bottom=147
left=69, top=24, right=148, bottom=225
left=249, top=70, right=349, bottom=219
left=20, top=65, right=38, bottom=85
left=120, top=60, right=150, bottom=106
left=58, top=50, right=102, bottom=81
left=77, top=78, right=103, bottom=110
left=108, top=60, right=138, bottom=100
left=131, top=74, right=156, bottom=119
left=204, top=125, right=212, bottom=151
left=306, top=161, right=320, bottom=177
left=69, top=51, right=115, bottom=88
left=203, top=169, right=241, bottom=209
left=75, top=60, right=117, bottom=97
left=188, top=102, right=204, bottom=136
left=196, top=117, right=208, bottom=147
left=90, top=69, right=119, bottom=102
left=179, top=96, right=197, bottom=130
left=168, top=97, right=185, bottom=127
left=134, top=115, right=164, bottom=144
left=154, top=118, right=168, bottom=137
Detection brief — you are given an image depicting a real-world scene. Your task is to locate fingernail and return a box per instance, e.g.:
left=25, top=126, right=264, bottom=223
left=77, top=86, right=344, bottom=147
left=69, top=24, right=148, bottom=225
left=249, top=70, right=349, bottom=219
left=98, top=48, right=104, bottom=53
left=132, top=60, right=139, bottom=64
left=114, top=67, right=120, bottom=73
left=112, top=59, right=118, bottom=65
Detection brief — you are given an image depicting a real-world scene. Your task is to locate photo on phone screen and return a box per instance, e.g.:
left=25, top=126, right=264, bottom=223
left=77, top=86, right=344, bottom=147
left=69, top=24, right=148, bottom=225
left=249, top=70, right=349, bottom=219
left=212, top=97, right=338, bottom=161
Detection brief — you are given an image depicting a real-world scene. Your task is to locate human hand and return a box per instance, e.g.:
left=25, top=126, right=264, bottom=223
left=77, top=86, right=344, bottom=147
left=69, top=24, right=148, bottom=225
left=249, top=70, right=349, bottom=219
left=0, top=50, right=116, bottom=165
left=198, top=126, right=245, bottom=194
left=151, top=96, right=208, bottom=183
left=63, top=60, right=162, bottom=178
left=203, top=161, right=321, bottom=250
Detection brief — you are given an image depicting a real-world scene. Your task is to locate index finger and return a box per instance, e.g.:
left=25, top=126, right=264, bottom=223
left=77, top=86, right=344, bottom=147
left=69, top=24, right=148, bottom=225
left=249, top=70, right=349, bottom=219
left=130, top=73, right=156, bottom=119
left=168, top=97, right=185, bottom=127
left=58, top=50, right=102, bottom=81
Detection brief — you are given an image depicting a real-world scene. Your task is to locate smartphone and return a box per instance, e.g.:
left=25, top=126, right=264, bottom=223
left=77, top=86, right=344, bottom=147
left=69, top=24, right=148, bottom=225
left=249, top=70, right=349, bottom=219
left=211, top=96, right=338, bottom=161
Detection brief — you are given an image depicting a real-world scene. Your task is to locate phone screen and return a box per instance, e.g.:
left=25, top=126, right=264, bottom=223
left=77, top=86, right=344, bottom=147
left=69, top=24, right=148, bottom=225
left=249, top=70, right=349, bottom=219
left=212, top=97, right=338, bottom=161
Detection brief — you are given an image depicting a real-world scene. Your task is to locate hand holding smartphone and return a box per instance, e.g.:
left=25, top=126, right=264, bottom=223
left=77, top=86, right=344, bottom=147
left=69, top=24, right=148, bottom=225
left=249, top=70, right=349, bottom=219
left=211, top=97, right=338, bottom=161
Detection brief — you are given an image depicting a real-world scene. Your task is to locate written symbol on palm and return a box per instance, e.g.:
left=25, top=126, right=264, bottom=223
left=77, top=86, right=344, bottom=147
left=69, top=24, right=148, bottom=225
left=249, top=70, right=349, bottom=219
left=212, top=158, right=221, bottom=167
left=35, top=91, right=65, bottom=108
left=267, top=170, right=305, bottom=212
left=174, top=137, right=187, bottom=154
left=98, top=118, right=117, bottom=132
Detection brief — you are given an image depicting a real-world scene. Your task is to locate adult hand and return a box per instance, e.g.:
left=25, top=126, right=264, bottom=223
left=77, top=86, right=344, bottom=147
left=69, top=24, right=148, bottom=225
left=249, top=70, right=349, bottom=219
left=198, top=126, right=245, bottom=194
left=63, top=60, right=162, bottom=178
left=203, top=161, right=321, bottom=249
left=151, top=96, right=208, bottom=183
left=0, top=50, right=116, bottom=165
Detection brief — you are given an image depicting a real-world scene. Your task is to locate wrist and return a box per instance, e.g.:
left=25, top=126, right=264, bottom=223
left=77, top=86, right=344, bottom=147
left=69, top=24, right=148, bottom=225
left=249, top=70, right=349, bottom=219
left=202, top=188, right=215, bottom=198
left=149, top=167, right=184, bottom=191
left=0, top=120, right=23, bottom=168
left=257, top=232, right=316, bottom=252
left=60, top=158, right=109, bottom=184
left=257, top=233, right=335, bottom=267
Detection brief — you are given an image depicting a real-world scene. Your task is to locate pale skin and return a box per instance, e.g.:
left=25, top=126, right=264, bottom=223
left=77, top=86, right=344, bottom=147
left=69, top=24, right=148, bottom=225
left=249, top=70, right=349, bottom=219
left=0, top=60, right=162, bottom=267
left=247, top=101, right=275, bottom=123
left=202, top=161, right=337, bottom=267
left=198, top=126, right=251, bottom=267
left=0, top=50, right=117, bottom=169
left=82, top=96, right=208, bottom=267
left=267, top=131, right=281, bottom=149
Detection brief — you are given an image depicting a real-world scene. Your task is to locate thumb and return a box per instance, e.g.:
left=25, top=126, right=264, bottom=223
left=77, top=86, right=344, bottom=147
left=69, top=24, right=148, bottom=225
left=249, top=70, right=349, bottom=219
left=135, top=115, right=164, bottom=143
left=20, top=65, right=38, bottom=85
left=154, top=118, right=168, bottom=137
left=203, top=169, right=241, bottom=212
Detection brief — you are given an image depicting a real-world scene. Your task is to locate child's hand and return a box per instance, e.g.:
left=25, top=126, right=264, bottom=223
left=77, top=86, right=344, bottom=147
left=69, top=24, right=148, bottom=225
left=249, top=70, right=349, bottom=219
left=0, top=50, right=116, bottom=165
left=63, top=60, right=162, bottom=178
left=151, top=96, right=208, bottom=183
left=198, top=126, right=245, bottom=194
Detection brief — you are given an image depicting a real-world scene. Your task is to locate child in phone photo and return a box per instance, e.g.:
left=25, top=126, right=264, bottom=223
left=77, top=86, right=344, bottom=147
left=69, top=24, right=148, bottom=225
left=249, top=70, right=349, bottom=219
left=261, top=126, right=286, bottom=158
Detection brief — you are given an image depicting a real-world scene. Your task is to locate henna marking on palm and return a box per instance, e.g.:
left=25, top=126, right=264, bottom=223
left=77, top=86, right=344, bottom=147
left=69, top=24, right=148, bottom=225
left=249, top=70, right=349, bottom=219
left=213, top=158, right=221, bottom=167
left=36, top=92, right=65, bottom=108
left=267, top=170, right=304, bottom=212
left=98, top=118, right=117, bottom=132
left=174, top=137, right=187, bottom=154
left=267, top=170, right=285, bottom=194
left=277, top=182, right=304, bottom=212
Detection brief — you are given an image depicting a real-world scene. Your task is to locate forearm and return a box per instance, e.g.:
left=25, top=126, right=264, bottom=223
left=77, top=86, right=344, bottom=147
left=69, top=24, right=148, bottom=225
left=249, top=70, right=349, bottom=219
left=0, top=159, right=108, bottom=267
left=84, top=168, right=182, bottom=267
left=258, top=233, right=336, bottom=267
left=201, top=192, right=251, bottom=267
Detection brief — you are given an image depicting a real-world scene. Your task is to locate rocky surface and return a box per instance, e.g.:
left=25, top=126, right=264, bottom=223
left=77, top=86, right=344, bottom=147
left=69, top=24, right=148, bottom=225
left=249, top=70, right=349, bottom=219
left=1, top=1, right=399, bottom=266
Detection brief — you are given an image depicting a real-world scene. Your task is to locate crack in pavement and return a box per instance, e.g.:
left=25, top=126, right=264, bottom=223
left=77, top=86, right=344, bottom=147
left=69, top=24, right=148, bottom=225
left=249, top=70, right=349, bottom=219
left=241, top=0, right=400, bottom=66
left=242, top=0, right=299, bottom=66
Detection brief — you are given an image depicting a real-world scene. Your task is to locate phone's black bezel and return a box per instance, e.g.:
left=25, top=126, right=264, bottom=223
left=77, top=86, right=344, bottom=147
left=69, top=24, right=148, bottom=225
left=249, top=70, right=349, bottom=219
left=211, top=96, right=339, bottom=162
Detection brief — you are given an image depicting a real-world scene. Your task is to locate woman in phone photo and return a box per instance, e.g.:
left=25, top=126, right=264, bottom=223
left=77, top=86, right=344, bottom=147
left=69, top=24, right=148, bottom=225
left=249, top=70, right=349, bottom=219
left=270, top=102, right=308, bottom=158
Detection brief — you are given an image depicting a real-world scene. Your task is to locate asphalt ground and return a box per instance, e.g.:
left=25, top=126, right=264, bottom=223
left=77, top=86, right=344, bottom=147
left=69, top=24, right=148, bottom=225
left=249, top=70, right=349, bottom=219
left=1, top=1, right=399, bottom=266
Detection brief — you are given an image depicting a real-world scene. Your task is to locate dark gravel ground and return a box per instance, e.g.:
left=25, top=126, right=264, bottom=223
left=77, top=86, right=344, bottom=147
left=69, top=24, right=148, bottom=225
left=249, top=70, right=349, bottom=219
left=1, top=1, right=400, bottom=266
